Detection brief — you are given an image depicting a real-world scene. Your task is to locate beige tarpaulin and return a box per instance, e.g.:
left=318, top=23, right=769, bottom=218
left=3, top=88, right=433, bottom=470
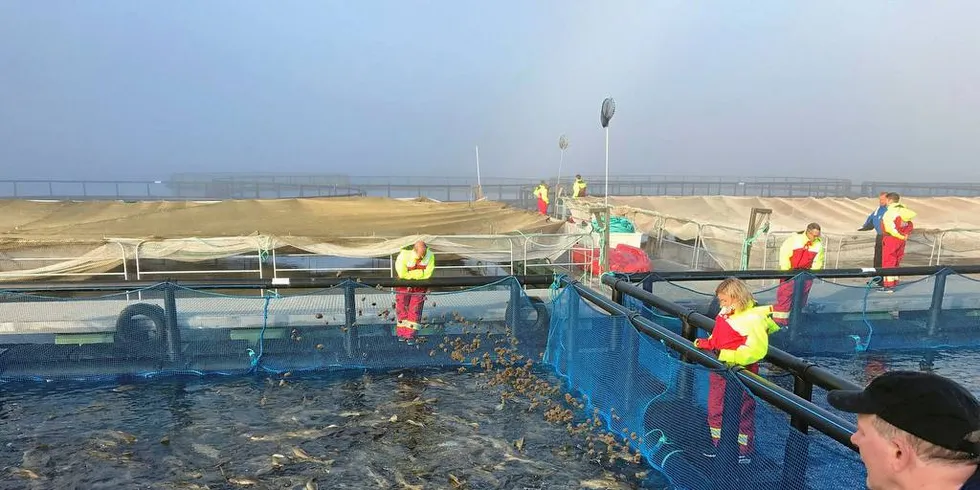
left=564, top=196, right=980, bottom=269
left=0, top=197, right=572, bottom=281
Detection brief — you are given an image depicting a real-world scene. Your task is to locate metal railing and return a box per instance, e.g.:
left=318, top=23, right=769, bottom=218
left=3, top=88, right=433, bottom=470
left=620, top=264, right=980, bottom=333
left=0, top=233, right=601, bottom=286
left=9, top=176, right=980, bottom=201
left=607, top=265, right=980, bottom=423
left=625, top=213, right=980, bottom=271
left=559, top=276, right=858, bottom=453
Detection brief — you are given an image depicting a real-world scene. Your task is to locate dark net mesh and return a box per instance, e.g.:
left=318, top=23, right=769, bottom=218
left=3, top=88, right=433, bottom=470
left=550, top=286, right=865, bottom=489
left=626, top=271, right=980, bottom=355
left=0, top=278, right=549, bottom=381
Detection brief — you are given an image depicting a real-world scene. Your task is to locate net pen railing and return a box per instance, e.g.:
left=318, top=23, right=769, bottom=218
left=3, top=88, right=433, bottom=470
left=614, top=265, right=980, bottom=356
left=550, top=276, right=864, bottom=490
left=0, top=275, right=555, bottom=382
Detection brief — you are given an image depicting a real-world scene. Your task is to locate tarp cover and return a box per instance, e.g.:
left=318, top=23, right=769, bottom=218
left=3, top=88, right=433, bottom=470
left=0, top=197, right=570, bottom=280
left=564, top=196, right=980, bottom=269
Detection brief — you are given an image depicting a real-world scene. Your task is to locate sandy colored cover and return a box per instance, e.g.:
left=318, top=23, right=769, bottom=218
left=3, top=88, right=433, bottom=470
left=0, top=197, right=571, bottom=281
left=564, top=196, right=980, bottom=269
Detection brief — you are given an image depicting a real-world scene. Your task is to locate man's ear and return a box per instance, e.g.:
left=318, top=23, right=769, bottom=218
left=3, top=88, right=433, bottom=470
left=890, top=435, right=916, bottom=472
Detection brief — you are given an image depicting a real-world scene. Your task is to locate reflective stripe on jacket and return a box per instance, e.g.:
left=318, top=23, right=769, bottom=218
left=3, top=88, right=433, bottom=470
left=395, top=248, right=435, bottom=280
left=882, top=203, right=916, bottom=240
left=779, top=232, right=825, bottom=271
left=698, top=303, right=779, bottom=366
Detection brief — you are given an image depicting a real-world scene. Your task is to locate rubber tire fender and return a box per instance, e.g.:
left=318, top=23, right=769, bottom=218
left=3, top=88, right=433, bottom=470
left=509, top=297, right=551, bottom=348
left=114, top=303, right=167, bottom=350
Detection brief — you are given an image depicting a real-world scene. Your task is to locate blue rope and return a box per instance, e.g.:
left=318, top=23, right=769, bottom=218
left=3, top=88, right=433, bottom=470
left=248, top=294, right=274, bottom=373
left=850, top=277, right=881, bottom=352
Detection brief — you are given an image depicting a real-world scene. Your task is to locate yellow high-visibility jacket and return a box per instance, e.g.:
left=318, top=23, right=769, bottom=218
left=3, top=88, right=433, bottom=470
left=882, top=203, right=916, bottom=240
left=533, top=185, right=549, bottom=204
left=395, top=247, right=435, bottom=280
left=778, top=232, right=825, bottom=271
left=572, top=179, right=587, bottom=198
left=697, top=302, right=780, bottom=366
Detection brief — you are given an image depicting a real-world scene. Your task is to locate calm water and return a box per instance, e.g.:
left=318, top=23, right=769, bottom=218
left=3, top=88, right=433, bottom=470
left=0, top=366, right=666, bottom=490
left=805, top=348, right=980, bottom=394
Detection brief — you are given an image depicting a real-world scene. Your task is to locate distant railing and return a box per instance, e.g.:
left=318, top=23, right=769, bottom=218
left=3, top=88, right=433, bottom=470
left=5, top=176, right=980, bottom=203
left=0, top=176, right=853, bottom=203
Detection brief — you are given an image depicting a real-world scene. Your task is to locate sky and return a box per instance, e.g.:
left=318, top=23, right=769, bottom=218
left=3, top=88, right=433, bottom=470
left=0, top=1, right=978, bottom=183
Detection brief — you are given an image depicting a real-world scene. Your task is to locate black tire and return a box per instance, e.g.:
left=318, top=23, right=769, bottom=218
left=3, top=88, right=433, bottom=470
left=114, top=303, right=167, bottom=350
left=510, top=297, right=551, bottom=349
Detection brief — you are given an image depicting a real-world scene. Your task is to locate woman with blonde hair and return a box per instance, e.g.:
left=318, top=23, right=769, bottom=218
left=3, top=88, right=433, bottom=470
left=694, top=277, right=780, bottom=464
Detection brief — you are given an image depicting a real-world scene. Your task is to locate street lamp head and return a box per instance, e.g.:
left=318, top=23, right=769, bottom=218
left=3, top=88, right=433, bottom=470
left=600, top=97, right=616, bottom=128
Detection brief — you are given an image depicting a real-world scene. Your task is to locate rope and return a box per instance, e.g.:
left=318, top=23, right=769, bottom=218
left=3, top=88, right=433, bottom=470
left=739, top=218, right=771, bottom=270
left=850, top=277, right=881, bottom=352
left=248, top=294, right=274, bottom=373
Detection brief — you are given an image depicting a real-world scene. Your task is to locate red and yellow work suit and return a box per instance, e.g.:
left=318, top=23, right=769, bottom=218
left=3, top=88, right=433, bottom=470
left=694, top=303, right=780, bottom=455
left=881, top=203, right=916, bottom=288
left=533, top=184, right=549, bottom=215
left=394, top=246, right=435, bottom=340
left=772, top=232, right=825, bottom=326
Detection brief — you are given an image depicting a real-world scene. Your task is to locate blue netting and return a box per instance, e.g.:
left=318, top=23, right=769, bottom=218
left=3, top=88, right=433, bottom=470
left=546, top=285, right=865, bottom=490
left=0, top=277, right=550, bottom=381
left=626, top=270, right=980, bottom=355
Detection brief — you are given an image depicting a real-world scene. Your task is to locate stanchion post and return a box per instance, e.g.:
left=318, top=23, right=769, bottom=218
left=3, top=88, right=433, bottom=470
left=343, top=282, right=358, bottom=356
left=163, top=281, right=182, bottom=364
left=790, top=374, right=814, bottom=433
left=928, top=269, right=949, bottom=336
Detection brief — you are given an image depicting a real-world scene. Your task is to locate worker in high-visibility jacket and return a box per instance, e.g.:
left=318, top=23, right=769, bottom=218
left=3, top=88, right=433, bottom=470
left=772, top=222, right=824, bottom=326
left=693, top=277, right=780, bottom=463
left=572, top=175, right=587, bottom=198
left=858, top=192, right=889, bottom=267
left=394, top=240, right=435, bottom=342
left=881, top=192, right=916, bottom=290
left=533, top=181, right=549, bottom=215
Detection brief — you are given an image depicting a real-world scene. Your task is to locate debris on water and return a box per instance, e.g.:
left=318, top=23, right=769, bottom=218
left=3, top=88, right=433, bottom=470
left=448, top=472, right=465, bottom=488
left=227, top=476, right=258, bottom=486
left=0, top=318, right=665, bottom=489
left=8, top=467, right=42, bottom=480
left=271, top=453, right=288, bottom=467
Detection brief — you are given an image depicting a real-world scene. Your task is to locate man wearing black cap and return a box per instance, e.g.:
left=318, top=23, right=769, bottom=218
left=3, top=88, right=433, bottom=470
left=827, top=371, right=980, bottom=489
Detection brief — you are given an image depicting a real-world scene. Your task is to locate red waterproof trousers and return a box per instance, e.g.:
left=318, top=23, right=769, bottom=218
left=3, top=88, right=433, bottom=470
left=536, top=198, right=548, bottom=215
left=395, top=287, right=426, bottom=339
left=708, top=363, right=759, bottom=455
left=881, top=236, right=907, bottom=288
left=772, top=277, right=813, bottom=326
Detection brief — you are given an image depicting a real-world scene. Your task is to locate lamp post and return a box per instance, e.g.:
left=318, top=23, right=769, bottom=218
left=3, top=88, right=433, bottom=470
left=556, top=134, right=569, bottom=194
left=600, top=97, right=616, bottom=207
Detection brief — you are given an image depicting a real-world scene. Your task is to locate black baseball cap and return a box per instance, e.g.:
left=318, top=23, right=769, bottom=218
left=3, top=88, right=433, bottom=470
left=827, top=371, right=980, bottom=455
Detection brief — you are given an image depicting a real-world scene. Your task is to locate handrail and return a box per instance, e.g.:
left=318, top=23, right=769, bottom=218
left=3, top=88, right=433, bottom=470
left=0, top=275, right=557, bottom=293
left=619, top=264, right=980, bottom=282
left=602, top=275, right=861, bottom=392
left=565, top=277, right=858, bottom=451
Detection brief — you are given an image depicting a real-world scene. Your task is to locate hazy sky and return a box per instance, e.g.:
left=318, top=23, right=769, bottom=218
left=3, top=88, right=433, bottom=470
left=1, top=1, right=978, bottom=182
